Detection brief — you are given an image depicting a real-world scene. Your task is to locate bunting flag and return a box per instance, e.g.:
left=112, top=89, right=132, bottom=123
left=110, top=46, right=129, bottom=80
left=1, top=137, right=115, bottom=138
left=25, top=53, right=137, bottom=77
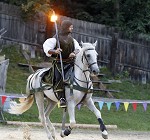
left=143, top=103, right=147, bottom=111
left=98, top=101, right=104, bottom=110
left=57, top=102, right=60, bottom=108
left=106, top=102, right=112, bottom=110
left=124, top=102, right=129, bottom=111
left=1, top=96, right=7, bottom=105
left=0, top=95, right=150, bottom=112
left=3, top=97, right=11, bottom=111
left=95, top=100, right=149, bottom=112
left=132, top=102, right=137, bottom=111
left=115, top=101, right=120, bottom=111
left=77, top=104, right=82, bottom=110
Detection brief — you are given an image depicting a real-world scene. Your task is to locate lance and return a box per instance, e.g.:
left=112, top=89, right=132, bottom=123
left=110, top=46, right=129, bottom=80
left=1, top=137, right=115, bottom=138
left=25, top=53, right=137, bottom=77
left=51, top=11, right=65, bottom=81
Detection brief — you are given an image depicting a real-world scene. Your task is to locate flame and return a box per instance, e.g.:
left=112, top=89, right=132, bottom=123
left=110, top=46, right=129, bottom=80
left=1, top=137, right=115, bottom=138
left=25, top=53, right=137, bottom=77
left=50, top=14, right=58, bottom=22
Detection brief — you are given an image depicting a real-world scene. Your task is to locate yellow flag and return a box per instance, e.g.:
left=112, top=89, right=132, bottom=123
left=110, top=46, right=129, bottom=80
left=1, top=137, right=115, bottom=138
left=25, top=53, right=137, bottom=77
left=57, top=102, right=60, bottom=108
left=124, top=102, right=129, bottom=112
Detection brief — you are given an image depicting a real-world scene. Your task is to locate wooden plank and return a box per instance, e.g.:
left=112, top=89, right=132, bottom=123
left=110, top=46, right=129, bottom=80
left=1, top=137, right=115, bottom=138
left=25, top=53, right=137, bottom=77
left=7, top=121, right=117, bottom=130
left=21, top=50, right=30, bottom=61
left=18, top=63, right=44, bottom=69
left=90, top=75, right=114, bottom=98
left=97, top=73, right=105, bottom=77
left=94, top=88, right=120, bottom=93
left=92, top=81, right=111, bottom=84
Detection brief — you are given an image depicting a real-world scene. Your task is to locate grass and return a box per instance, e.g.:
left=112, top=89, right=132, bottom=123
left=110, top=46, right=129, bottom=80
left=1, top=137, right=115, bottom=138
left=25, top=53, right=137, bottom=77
left=1, top=45, right=150, bottom=131
left=3, top=103, right=150, bottom=131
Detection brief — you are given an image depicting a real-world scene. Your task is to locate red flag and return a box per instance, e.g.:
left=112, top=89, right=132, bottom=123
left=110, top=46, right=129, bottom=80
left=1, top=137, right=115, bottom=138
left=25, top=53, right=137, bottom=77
left=132, top=102, right=137, bottom=111
left=1, top=96, right=7, bottom=105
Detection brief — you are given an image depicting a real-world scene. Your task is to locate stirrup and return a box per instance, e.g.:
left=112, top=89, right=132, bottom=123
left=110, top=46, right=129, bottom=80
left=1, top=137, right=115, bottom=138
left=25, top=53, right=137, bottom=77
left=60, top=98, right=67, bottom=108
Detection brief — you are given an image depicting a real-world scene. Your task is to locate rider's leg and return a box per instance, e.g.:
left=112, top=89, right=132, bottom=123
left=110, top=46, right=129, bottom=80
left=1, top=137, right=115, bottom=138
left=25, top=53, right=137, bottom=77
left=54, top=65, right=66, bottom=107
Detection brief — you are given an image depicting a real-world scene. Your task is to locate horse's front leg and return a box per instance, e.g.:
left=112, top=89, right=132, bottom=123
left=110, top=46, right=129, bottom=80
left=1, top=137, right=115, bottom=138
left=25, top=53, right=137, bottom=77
left=60, top=100, right=75, bottom=137
left=86, top=97, right=108, bottom=139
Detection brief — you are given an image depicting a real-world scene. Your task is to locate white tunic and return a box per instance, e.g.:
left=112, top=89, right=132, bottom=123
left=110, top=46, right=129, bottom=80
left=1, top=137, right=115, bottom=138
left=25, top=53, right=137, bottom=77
left=43, top=38, right=81, bottom=57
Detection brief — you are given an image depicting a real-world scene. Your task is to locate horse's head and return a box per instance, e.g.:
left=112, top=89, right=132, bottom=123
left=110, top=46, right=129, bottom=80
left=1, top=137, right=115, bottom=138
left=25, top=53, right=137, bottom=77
left=79, top=41, right=100, bottom=75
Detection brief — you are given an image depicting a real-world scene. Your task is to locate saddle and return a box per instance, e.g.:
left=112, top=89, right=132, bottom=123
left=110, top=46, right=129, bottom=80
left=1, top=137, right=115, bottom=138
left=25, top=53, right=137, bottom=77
left=41, top=64, right=74, bottom=88
left=41, top=68, right=53, bottom=86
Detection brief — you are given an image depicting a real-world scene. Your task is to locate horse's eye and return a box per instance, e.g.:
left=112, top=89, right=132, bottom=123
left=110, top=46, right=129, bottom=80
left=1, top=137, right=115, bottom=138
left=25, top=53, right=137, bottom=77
left=86, top=54, right=90, bottom=58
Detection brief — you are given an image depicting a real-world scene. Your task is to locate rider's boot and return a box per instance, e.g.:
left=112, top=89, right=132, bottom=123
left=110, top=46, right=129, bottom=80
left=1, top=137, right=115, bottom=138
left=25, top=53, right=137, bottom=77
left=57, top=90, right=67, bottom=108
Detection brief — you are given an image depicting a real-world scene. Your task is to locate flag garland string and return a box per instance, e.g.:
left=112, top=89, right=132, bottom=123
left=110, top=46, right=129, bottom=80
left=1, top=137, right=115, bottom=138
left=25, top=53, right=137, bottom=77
left=77, top=97, right=150, bottom=112
left=0, top=95, right=150, bottom=112
left=0, top=94, right=26, bottom=105
left=94, top=101, right=149, bottom=112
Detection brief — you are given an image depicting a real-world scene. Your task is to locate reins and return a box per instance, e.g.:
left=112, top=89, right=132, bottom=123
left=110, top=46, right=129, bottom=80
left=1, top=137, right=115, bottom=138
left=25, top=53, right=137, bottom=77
left=67, top=47, right=97, bottom=96
left=74, top=47, right=97, bottom=86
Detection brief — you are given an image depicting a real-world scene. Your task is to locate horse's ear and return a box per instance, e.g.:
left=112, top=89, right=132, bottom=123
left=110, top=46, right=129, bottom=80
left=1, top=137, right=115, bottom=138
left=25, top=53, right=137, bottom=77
left=80, top=41, right=84, bottom=47
left=93, top=40, right=97, bottom=47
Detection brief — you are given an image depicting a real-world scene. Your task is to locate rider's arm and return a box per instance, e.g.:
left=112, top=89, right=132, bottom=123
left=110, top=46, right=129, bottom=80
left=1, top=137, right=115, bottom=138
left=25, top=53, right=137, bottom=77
left=69, top=39, right=81, bottom=58
left=48, top=48, right=62, bottom=55
left=43, top=38, right=57, bottom=57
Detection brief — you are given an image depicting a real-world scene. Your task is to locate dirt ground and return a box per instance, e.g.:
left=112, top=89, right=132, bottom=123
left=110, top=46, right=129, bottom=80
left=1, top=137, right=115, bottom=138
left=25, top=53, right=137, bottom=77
left=0, top=125, right=150, bottom=140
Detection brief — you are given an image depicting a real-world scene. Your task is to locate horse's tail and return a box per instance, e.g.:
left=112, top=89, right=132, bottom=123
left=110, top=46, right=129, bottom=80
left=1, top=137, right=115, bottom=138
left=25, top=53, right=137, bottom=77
left=8, top=68, right=51, bottom=115
left=8, top=94, right=34, bottom=114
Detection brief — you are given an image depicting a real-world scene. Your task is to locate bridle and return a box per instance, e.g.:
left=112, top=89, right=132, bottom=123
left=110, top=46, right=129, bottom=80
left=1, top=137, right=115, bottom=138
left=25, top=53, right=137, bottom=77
left=82, top=48, right=97, bottom=70
left=75, top=47, right=98, bottom=73
left=74, top=47, right=98, bottom=88
left=65, top=46, right=98, bottom=105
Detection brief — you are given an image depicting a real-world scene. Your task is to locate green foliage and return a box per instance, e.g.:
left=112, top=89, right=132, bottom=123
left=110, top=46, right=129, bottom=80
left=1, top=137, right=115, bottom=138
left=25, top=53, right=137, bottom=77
left=113, top=71, right=129, bottom=80
left=21, top=0, right=52, bottom=20
left=2, top=0, right=150, bottom=37
left=50, top=0, right=150, bottom=37
left=76, top=12, right=94, bottom=21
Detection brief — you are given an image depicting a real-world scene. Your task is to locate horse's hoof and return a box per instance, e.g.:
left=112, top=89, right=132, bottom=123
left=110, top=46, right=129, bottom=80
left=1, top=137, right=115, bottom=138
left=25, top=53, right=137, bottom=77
left=60, top=130, right=65, bottom=138
left=102, top=130, right=108, bottom=139
left=102, top=134, right=108, bottom=139
left=52, top=136, right=56, bottom=140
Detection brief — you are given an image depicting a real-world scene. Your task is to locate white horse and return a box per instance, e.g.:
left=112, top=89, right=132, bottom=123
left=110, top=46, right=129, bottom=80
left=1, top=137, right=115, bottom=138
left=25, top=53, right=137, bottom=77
left=9, top=41, right=108, bottom=140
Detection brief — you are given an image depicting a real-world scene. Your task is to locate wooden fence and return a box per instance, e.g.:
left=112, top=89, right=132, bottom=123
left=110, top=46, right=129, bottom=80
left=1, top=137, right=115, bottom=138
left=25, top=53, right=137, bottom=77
left=0, top=2, right=46, bottom=45
left=1, top=2, right=150, bottom=82
left=59, top=16, right=150, bottom=83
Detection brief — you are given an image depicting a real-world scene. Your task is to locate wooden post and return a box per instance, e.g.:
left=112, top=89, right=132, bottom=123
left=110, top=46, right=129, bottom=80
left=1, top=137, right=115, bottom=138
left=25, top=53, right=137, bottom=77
left=109, top=33, right=118, bottom=75
left=30, top=46, right=36, bottom=58
left=0, top=59, right=9, bottom=123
